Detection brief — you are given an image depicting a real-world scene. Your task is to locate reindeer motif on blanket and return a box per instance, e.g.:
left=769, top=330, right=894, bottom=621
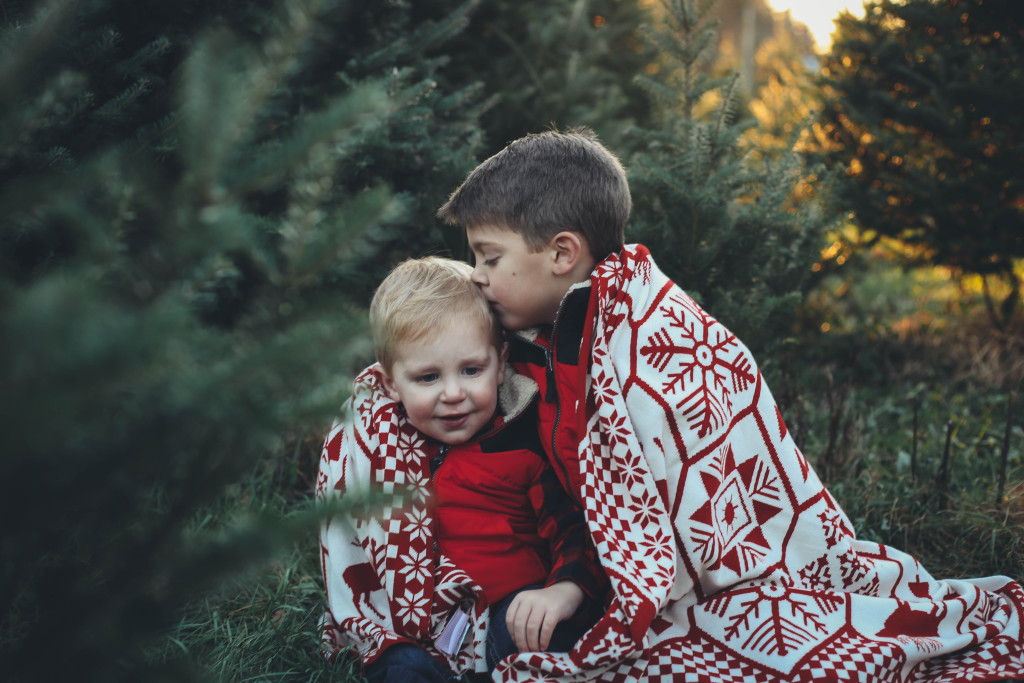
left=875, top=599, right=949, bottom=653
left=340, top=539, right=388, bottom=622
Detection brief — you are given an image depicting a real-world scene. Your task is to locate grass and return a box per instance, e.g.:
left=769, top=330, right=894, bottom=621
left=159, top=549, right=353, bottom=682
left=146, top=430, right=365, bottom=681
left=156, top=258, right=1024, bottom=679
left=788, top=255, right=1024, bottom=581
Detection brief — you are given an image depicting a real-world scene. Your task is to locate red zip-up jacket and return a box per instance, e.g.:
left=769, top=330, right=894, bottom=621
left=507, top=284, right=594, bottom=507
left=429, top=373, right=604, bottom=605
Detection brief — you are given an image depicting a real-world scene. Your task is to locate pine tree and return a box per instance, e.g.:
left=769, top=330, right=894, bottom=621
left=811, top=0, right=1024, bottom=327
left=438, top=0, right=657, bottom=155
left=0, top=0, right=485, bottom=679
left=271, top=0, right=491, bottom=298
left=744, top=31, right=820, bottom=154
left=628, top=0, right=831, bottom=366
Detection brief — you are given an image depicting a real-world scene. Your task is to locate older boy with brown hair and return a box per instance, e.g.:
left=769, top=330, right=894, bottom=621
left=436, top=127, right=1024, bottom=682
left=318, top=257, right=603, bottom=682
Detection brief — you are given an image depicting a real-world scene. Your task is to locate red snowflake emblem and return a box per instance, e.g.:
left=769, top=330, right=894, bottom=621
left=357, top=399, right=372, bottom=428
left=627, top=488, right=663, bottom=528
left=689, top=445, right=783, bottom=576
left=838, top=548, right=874, bottom=589
left=615, top=445, right=649, bottom=491
left=818, top=507, right=852, bottom=549
left=713, top=582, right=829, bottom=656
left=400, top=548, right=431, bottom=586
left=798, top=556, right=832, bottom=591
left=638, top=528, right=676, bottom=569
left=639, top=295, right=755, bottom=438
left=604, top=410, right=632, bottom=450
left=316, top=469, right=329, bottom=500
left=396, top=427, right=426, bottom=464
left=393, top=594, right=430, bottom=625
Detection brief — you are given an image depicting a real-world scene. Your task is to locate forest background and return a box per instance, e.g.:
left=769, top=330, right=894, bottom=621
left=2, top=0, right=1022, bottom=680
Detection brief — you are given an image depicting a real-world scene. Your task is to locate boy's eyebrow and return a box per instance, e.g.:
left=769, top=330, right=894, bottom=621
left=400, top=362, right=438, bottom=375
left=401, top=351, right=493, bottom=372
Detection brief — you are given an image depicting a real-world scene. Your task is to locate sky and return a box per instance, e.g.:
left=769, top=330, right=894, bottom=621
left=765, top=0, right=867, bottom=51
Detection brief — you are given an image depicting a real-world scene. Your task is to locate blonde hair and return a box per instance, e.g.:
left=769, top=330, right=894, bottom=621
left=370, top=256, right=502, bottom=372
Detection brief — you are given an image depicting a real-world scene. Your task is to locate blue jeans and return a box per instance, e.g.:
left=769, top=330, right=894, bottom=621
left=363, top=643, right=456, bottom=683
left=485, top=585, right=595, bottom=672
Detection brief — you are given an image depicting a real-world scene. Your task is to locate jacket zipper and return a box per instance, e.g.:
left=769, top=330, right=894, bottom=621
left=547, top=291, right=577, bottom=487
left=514, top=291, right=576, bottom=491
left=429, top=444, right=451, bottom=481
left=430, top=444, right=450, bottom=555
left=427, top=389, right=538, bottom=555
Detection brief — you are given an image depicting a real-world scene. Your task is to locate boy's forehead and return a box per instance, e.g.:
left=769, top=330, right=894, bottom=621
left=398, top=318, right=498, bottom=359
left=466, top=223, right=526, bottom=248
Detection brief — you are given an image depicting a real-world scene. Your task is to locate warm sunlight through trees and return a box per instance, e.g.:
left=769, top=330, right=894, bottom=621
left=766, top=0, right=865, bottom=52
left=811, top=0, right=1024, bottom=327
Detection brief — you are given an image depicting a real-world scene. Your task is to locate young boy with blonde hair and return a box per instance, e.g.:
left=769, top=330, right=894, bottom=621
left=433, top=127, right=1024, bottom=682
left=318, top=256, right=604, bottom=682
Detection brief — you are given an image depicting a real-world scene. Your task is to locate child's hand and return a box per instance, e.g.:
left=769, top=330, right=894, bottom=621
left=505, top=580, right=584, bottom=652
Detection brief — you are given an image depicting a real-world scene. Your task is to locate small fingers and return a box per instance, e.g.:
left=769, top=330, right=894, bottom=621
left=525, top=610, right=540, bottom=652
left=508, top=599, right=529, bottom=652
left=506, top=592, right=567, bottom=652
left=538, top=612, right=557, bottom=651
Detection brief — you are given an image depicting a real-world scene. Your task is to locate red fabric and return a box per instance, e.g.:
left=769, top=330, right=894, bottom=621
left=318, top=367, right=605, bottom=674
left=495, top=244, right=1024, bottom=682
left=433, top=439, right=551, bottom=604
left=318, top=373, right=489, bottom=672
left=511, top=308, right=590, bottom=504
left=432, top=410, right=601, bottom=604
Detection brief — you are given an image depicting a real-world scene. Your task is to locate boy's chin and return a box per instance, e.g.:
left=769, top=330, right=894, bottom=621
left=497, top=312, right=546, bottom=332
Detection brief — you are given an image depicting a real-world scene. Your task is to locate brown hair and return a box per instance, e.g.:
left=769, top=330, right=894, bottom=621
left=436, top=127, right=630, bottom=260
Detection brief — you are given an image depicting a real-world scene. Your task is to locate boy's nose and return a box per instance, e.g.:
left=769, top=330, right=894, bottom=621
left=470, top=267, right=486, bottom=286
left=440, top=378, right=466, bottom=402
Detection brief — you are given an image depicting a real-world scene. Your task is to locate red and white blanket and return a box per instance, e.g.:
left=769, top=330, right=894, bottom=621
left=320, top=244, right=1024, bottom=682
left=318, top=370, right=492, bottom=676
left=496, top=245, right=1024, bottom=682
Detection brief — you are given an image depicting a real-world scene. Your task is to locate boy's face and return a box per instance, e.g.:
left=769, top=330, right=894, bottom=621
left=466, top=225, right=567, bottom=331
left=380, top=318, right=506, bottom=445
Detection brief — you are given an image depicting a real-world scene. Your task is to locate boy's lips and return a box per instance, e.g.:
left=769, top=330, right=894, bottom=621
left=437, top=412, right=470, bottom=428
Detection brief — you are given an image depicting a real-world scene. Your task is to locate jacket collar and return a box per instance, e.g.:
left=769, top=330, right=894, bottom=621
left=510, top=282, right=591, bottom=366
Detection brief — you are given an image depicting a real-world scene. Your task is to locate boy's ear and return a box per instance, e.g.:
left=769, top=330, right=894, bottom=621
left=549, top=231, right=584, bottom=275
left=375, top=366, right=402, bottom=402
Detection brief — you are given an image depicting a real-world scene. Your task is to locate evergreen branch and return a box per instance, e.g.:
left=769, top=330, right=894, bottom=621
left=0, top=68, right=87, bottom=160
left=487, top=23, right=544, bottom=91
left=0, top=0, right=76, bottom=113
left=81, top=26, right=122, bottom=65
left=115, top=36, right=173, bottom=79
left=228, top=81, right=389, bottom=193
left=709, top=71, right=742, bottom=161
left=92, top=76, right=152, bottom=121
left=180, top=0, right=332, bottom=185
left=633, top=74, right=684, bottom=110
left=284, top=185, right=397, bottom=288
left=406, top=0, right=479, bottom=56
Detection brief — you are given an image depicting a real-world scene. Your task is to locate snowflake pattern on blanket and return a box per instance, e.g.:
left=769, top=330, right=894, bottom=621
left=495, top=244, right=1024, bottom=682
left=318, top=374, right=491, bottom=675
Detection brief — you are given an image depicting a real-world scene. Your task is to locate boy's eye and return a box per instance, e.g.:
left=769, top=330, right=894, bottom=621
left=462, top=367, right=482, bottom=377
left=483, top=257, right=498, bottom=266
left=416, top=373, right=438, bottom=383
